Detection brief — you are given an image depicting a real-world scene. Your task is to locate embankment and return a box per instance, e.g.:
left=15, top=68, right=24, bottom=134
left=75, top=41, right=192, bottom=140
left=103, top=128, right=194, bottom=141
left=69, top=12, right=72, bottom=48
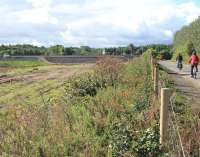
left=0, top=55, right=129, bottom=64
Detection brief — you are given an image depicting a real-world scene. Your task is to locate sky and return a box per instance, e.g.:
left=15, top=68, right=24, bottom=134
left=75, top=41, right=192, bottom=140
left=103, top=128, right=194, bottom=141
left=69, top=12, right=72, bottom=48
left=0, top=0, right=200, bottom=47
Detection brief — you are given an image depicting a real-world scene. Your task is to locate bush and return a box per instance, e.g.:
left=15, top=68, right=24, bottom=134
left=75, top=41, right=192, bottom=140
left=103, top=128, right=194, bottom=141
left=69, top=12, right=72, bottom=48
left=65, top=73, right=101, bottom=97
left=65, top=57, right=124, bottom=98
left=132, top=123, right=161, bottom=157
left=95, top=56, right=123, bottom=87
left=107, top=123, right=133, bottom=157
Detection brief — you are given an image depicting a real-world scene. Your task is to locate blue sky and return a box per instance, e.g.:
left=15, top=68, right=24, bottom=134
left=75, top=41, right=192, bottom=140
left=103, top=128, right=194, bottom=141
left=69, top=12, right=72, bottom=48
left=0, top=0, right=200, bottom=47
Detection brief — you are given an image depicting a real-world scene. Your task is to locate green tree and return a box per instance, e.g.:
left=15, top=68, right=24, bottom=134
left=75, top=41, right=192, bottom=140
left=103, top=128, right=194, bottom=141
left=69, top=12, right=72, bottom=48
left=173, top=16, right=200, bottom=58
left=186, top=41, right=195, bottom=56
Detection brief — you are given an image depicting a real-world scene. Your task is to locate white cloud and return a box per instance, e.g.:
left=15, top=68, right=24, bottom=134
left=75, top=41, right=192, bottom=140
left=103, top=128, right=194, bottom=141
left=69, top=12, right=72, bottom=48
left=57, top=0, right=200, bottom=46
left=26, top=0, right=51, bottom=8
left=17, top=8, right=58, bottom=24
left=164, top=30, right=174, bottom=38
left=16, top=0, right=58, bottom=24
left=0, top=0, right=200, bottom=47
left=178, top=2, right=200, bottom=24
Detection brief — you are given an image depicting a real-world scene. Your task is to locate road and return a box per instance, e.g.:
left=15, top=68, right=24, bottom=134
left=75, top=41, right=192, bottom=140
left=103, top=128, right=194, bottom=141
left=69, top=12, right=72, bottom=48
left=159, top=61, right=200, bottom=112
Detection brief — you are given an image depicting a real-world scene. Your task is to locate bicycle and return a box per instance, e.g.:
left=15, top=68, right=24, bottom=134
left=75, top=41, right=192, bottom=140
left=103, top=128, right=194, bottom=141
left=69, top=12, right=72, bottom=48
left=193, top=67, right=197, bottom=79
left=177, top=62, right=183, bottom=70
left=192, top=64, right=198, bottom=79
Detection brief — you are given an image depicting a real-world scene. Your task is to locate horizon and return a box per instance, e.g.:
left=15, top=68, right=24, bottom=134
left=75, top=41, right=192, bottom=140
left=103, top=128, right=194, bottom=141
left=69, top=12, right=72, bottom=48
left=0, top=0, right=200, bottom=47
left=0, top=43, right=172, bottom=49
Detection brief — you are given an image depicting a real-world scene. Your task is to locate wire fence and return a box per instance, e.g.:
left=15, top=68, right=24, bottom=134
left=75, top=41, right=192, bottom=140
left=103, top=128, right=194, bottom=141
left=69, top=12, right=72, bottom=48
left=168, top=96, right=200, bottom=157
left=168, top=94, right=186, bottom=157
left=157, top=66, right=187, bottom=156
left=156, top=62, right=200, bottom=157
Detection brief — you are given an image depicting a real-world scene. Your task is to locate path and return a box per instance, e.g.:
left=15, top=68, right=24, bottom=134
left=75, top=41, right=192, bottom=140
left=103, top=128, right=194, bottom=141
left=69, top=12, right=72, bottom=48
left=159, top=61, right=200, bottom=112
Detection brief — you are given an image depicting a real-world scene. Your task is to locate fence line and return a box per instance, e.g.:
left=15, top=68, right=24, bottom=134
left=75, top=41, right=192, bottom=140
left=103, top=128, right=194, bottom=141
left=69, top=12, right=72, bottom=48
left=169, top=95, right=186, bottom=157
left=151, top=54, right=187, bottom=156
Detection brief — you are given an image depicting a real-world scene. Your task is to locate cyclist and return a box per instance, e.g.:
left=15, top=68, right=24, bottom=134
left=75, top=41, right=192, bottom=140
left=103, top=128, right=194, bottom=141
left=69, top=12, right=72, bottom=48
left=189, top=51, right=199, bottom=78
left=176, top=53, right=183, bottom=70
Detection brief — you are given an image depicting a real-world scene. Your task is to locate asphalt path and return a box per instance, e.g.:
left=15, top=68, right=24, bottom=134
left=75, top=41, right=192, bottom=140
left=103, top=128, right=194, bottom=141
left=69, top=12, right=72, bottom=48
left=159, top=61, right=200, bottom=111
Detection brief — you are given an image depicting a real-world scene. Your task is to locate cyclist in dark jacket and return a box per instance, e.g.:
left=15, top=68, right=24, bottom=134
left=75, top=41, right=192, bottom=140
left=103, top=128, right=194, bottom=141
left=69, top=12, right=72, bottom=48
left=176, top=53, right=183, bottom=69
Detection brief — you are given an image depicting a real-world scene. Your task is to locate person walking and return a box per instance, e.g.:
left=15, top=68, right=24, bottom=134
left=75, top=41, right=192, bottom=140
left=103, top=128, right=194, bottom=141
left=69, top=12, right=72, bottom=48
left=189, top=51, right=199, bottom=78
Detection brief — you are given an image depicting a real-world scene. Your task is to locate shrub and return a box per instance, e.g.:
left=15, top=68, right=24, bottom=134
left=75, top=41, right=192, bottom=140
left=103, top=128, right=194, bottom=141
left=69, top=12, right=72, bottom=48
left=65, top=73, right=101, bottom=97
left=95, top=56, right=123, bottom=87
left=132, top=123, right=161, bottom=157
left=107, top=123, right=133, bottom=157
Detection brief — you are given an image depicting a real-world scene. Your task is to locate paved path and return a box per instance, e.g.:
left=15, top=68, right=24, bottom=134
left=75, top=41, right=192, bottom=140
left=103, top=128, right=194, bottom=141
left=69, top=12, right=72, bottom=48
left=159, top=61, right=200, bottom=112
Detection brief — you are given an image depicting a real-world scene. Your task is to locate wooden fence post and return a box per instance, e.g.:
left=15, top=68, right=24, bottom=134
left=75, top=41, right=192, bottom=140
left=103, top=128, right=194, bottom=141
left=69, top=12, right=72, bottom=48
left=160, top=88, right=171, bottom=145
left=154, top=63, right=159, bottom=97
left=151, top=55, right=155, bottom=80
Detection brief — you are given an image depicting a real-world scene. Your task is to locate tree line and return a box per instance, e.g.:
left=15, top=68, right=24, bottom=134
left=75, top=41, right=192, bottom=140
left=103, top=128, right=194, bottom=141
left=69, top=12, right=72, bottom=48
left=0, top=43, right=171, bottom=57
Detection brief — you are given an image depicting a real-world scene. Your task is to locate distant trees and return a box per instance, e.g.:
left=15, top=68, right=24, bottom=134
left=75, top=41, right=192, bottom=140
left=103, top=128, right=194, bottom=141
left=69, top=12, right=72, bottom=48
left=185, top=41, right=195, bottom=56
left=0, top=44, right=46, bottom=56
left=80, top=46, right=92, bottom=55
left=48, top=45, right=65, bottom=55
left=63, top=47, right=75, bottom=55
left=0, top=45, right=98, bottom=56
left=0, top=43, right=171, bottom=57
left=173, top=16, right=200, bottom=58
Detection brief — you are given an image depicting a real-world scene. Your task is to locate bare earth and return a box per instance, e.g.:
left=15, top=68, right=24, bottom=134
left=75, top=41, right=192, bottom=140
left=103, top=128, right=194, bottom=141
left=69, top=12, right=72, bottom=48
left=159, top=61, right=200, bottom=112
left=0, top=64, right=93, bottom=83
left=0, top=64, right=93, bottom=109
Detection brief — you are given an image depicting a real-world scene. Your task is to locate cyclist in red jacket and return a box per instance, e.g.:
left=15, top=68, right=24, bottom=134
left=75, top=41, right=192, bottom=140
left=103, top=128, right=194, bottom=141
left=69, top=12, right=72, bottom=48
left=189, top=51, right=199, bottom=78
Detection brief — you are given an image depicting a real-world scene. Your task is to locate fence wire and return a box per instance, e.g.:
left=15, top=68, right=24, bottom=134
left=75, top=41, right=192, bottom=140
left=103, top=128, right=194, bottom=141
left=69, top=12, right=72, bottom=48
left=157, top=67, right=187, bottom=157
left=168, top=95, right=187, bottom=157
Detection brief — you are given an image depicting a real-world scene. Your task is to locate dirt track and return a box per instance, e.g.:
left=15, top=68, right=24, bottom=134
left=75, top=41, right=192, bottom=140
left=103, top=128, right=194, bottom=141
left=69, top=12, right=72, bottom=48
left=0, top=64, right=93, bottom=84
left=0, top=64, right=94, bottom=109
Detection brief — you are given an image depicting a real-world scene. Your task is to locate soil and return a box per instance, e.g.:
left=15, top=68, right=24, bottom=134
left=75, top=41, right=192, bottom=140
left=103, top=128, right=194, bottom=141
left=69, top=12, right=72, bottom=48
left=0, top=64, right=93, bottom=84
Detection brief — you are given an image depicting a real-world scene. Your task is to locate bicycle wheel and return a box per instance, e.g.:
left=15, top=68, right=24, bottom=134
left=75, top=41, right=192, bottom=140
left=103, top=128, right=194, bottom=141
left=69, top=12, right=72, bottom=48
left=193, top=68, right=197, bottom=79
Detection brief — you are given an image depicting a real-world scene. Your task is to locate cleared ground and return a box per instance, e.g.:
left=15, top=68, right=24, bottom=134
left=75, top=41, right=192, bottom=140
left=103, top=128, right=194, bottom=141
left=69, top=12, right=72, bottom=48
left=0, top=63, right=93, bottom=110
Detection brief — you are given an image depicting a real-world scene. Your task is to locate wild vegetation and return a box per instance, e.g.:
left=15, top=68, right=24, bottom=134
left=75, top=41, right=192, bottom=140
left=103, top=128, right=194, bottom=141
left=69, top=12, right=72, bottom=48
left=173, top=17, right=200, bottom=60
left=0, top=53, right=169, bottom=156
